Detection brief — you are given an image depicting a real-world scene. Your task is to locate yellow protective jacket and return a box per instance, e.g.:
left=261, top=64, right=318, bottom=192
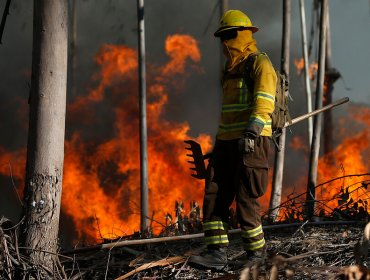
left=216, top=31, right=277, bottom=140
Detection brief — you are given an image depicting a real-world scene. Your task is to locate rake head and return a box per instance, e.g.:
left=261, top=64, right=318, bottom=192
left=184, top=140, right=207, bottom=180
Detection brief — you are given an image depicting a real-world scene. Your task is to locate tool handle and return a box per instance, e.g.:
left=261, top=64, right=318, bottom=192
left=286, top=97, right=349, bottom=127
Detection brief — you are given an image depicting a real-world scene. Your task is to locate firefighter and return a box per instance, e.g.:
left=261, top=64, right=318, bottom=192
left=189, top=10, right=277, bottom=269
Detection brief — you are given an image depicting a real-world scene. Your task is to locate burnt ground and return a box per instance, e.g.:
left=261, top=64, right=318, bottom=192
left=59, top=222, right=369, bottom=280
left=2, top=218, right=370, bottom=279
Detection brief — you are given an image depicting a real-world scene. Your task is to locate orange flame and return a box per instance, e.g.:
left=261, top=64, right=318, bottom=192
left=294, top=58, right=318, bottom=80
left=0, top=34, right=211, bottom=241
left=1, top=36, right=369, bottom=242
left=276, top=105, right=370, bottom=220
left=61, top=34, right=211, bottom=240
left=316, top=107, right=370, bottom=211
left=294, top=58, right=305, bottom=75
left=0, top=147, right=26, bottom=188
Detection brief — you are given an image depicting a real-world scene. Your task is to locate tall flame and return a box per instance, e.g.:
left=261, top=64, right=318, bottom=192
left=62, top=34, right=211, bottom=240
left=0, top=37, right=369, bottom=242
left=0, top=34, right=212, bottom=241
left=276, top=105, right=370, bottom=220
left=316, top=106, right=370, bottom=211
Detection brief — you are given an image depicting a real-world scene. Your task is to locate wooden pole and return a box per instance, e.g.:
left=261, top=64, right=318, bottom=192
left=306, top=0, right=328, bottom=219
left=299, top=0, right=313, bottom=148
left=137, top=0, right=149, bottom=231
left=269, top=0, right=291, bottom=221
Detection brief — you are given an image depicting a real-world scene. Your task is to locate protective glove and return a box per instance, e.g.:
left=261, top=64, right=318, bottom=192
left=238, top=132, right=257, bottom=154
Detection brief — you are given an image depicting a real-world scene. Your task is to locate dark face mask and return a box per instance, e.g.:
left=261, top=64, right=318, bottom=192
left=219, top=29, right=238, bottom=42
left=220, top=29, right=241, bottom=61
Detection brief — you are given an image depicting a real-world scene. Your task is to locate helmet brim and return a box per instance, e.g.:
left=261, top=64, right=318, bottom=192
left=214, top=26, right=259, bottom=37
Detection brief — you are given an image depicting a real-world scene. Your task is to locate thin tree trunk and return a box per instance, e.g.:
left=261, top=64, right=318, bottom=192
left=306, top=0, right=328, bottom=219
left=137, top=0, right=149, bottom=231
left=299, top=0, right=313, bottom=148
left=68, top=0, right=77, bottom=98
left=323, top=7, right=332, bottom=158
left=21, top=0, right=68, bottom=271
left=269, top=0, right=291, bottom=221
left=323, top=9, right=340, bottom=159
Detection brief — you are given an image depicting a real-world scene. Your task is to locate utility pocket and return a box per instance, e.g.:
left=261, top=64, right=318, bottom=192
left=241, top=136, right=270, bottom=198
left=242, top=167, right=269, bottom=198
left=242, top=137, right=270, bottom=168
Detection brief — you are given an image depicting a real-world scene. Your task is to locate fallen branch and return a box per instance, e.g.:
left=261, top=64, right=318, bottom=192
left=115, top=256, right=185, bottom=280
left=57, top=223, right=367, bottom=279
left=62, top=220, right=363, bottom=255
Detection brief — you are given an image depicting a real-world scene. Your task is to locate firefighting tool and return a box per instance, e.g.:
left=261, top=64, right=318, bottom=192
left=185, top=97, right=349, bottom=180
left=184, top=140, right=211, bottom=179
left=214, top=10, right=259, bottom=37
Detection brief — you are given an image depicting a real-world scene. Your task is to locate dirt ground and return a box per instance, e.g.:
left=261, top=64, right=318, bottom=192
left=60, top=222, right=368, bottom=280
left=2, top=217, right=369, bottom=279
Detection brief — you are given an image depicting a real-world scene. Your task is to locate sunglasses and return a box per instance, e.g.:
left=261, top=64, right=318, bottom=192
left=220, top=29, right=238, bottom=42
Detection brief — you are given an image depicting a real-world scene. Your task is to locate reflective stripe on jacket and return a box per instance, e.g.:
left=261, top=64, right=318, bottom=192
left=216, top=53, right=277, bottom=140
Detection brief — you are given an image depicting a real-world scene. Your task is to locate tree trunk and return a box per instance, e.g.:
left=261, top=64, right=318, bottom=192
left=68, top=0, right=77, bottom=98
left=323, top=11, right=340, bottom=160
left=323, top=9, right=333, bottom=157
left=269, top=0, right=291, bottom=221
left=306, top=0, right=328, bottom=218
left=21, top=0, right=68, bottom=271
left=299, top=0, right=313, bottom=148
left=137, top=0, right=149, bottom=231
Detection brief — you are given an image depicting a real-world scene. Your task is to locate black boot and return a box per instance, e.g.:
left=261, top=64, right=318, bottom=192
left=232, top=246, right=267, bottom=269
left=247, top=245, right=266, bottom=260
left=188, top=247, right=228, bottom=270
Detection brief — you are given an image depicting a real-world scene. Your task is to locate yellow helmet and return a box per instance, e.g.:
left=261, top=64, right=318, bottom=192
left=214, top=10, right=259, bottom=37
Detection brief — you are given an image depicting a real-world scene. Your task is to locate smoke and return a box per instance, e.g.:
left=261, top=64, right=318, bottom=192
left=0, top=0, right=368, bottom=247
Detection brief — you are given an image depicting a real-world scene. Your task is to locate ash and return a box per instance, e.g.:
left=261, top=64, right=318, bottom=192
left=64, top=223, right=368, bottom=279
left=2, top=216, right=370, bottom=279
